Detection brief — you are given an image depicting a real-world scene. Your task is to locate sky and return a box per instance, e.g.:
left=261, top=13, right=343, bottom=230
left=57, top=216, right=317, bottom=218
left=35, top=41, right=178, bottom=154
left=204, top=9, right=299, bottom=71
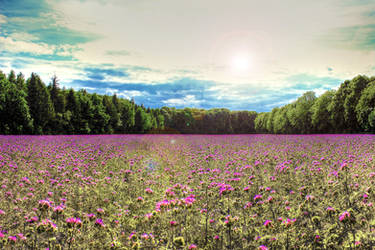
left=0, top=0, right=375, bottom=112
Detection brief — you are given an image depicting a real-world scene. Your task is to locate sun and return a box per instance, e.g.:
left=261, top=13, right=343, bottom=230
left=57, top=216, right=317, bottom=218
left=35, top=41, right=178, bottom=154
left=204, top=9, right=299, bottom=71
left=231, top=54, right=250, bottom=72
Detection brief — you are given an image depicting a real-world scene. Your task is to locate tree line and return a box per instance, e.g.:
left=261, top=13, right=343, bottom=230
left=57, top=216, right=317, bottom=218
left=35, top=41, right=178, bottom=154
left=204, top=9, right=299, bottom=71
left=0, top=70, right=257, bottom=134
left=1, top=69, right=375, bottom=135
left=255, top=75, right=375, bottom=133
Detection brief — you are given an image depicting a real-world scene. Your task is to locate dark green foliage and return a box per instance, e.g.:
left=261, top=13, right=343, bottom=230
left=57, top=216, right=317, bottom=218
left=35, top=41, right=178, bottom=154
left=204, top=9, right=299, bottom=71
left=311, top=90, right=335, bottom=133
left=1, top=69, right=375, bottom=134
left=0, top=71, right=33, bottom=134
left=26, top=73, right=55, bottom=134
left=135, top=105, right=152, bottom=133
left=355, top=81, right=375, bottom=132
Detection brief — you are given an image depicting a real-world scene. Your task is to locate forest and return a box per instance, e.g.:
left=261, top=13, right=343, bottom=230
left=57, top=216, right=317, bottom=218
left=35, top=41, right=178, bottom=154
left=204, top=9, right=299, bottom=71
left=0, top=69, right=375, bottom=134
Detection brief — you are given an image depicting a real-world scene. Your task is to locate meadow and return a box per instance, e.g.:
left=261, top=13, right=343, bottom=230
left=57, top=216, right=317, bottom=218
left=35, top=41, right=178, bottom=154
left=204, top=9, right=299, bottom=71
left=0, top=134, right=375, bottom=249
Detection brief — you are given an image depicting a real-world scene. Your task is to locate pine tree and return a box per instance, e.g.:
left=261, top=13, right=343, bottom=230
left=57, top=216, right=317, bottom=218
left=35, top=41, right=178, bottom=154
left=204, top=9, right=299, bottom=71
left=26, top=73, right=55, bottom=134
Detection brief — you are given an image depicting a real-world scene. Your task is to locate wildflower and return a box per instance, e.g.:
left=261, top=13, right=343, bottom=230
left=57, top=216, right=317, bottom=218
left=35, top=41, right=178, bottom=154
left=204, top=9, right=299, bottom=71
left=37, top=219, right=57, bottom=233
left=326, top=206, right=335, bottom=212
left=259, top=245, right=268, bottom=250
left=8, top=235, right=17, bottom=244
left=244, top=202, right=252, bottom=209
left=26, top=216, right=38, bottom=223
left=170, top=220, right=177, bottom=226
left=0, top=209, right=5, bottom=215
left=282, top=218, right=296, bottom=227
left=53, top=205, right=64, bottom=214
left=137, top=196, right=144, bottom=202
left=305, top=195, right=314, bottom=201
left=38, top=200, right=52, bottom=210
left=128, top=231, right=137, bottom=240
left=145, top=188, right=153, bottom=194
left=17, top=233, right=26, bottom=240
left=97, top=208, right=105, bottom=214
left=86, top=213, right=96, bottom=221
left=214, top=235, right=220, bottom=240
left=95, top=218, right=105, bottom=227
left=264, top=220, right=272, bottom=228
left=339, top=211, right=351, bottom=222
left=189, top=244, right=197, bottom=249
left=66, top=217, right=83, bottom=228
left=253, top=194, right=262, bottom=201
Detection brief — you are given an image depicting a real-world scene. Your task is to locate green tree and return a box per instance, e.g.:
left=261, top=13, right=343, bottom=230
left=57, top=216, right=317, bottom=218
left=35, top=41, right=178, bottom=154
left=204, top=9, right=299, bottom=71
left=0, top=71, right=33, bottom=134
left=329, top=80, right=351, bottom=133
left=311, top=90, right=335, bottom=133
left=355, top=81, right=375, bottom=132
left=118, top=99, right=135, bottom=133
left=287, top=91, right=316, bottom=134
left=90, top=93, right=110, bottom=134
left=26, top=73, right=55, bottom=134
left=65, top=88, right=80, bottom=134
left=135, top=105, right=152, bottom=133
left=344, top=75, right=369, bottom=132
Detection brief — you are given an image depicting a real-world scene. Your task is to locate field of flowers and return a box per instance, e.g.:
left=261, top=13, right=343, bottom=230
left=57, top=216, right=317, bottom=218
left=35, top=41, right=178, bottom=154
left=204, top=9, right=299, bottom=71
left=0, top=134, right=375, bottom=249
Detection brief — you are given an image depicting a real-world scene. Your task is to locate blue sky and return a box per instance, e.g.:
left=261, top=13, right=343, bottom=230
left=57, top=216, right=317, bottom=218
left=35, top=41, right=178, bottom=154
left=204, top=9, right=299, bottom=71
left=1, top=0, right=375, bottom=111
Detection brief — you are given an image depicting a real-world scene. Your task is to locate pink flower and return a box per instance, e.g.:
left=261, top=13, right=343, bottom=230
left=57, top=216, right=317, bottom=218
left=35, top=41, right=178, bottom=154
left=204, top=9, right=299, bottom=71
left=263, top=220, right=272, bottom=228
left=259, top=245, right=268, bottom=250
left=66, top=217, right=82, bottom=227
left=339, top=211, right=350, bottom=222
left=254, top=194, right=262, bottom=201
left=137, top=196, right=144, bottom=202
left=17, top=233, right=26, bottom=240
left=128, top=231, right=136, bottom=240
left=170, top=220, right=177, bottom=226
left=189, top=244, right=197, bottom=249
left=95, top=219, right=105, bottom=227
left=8, top=235, right=17, bottom=243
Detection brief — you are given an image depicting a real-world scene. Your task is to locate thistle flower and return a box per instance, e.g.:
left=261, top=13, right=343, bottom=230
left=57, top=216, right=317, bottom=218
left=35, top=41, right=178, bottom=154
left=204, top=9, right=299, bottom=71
left=339, top=211, right=351, bottom=222
left=95, top=218, right=105, bottom=227
left=145, top=188, right=153, bottom=194
left=264, top=220, right=272, bottom=228
left=8, top=235, right=17, bottom=244
left=66, top=217, right=82, bottom=228
left=169, top=220, right=177, bottom=226
left=254, top=194, right=262, bottom=201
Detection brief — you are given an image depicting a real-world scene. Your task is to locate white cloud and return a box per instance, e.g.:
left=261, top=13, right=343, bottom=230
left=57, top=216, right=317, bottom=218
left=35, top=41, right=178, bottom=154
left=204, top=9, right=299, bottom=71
left=0, top=14, right=6, bottom=24
left=162, top=95, right=201, bottom=106
left=0, top=36, right=54, bottom=55
left=118, top=90, right=145, bottom=100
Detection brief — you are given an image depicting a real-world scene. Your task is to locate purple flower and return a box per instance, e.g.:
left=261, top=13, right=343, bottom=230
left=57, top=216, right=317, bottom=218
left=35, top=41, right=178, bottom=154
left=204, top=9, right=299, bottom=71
left=95, top=218, right=105, bottom=227
left=339, top=211, right=350, bottom=222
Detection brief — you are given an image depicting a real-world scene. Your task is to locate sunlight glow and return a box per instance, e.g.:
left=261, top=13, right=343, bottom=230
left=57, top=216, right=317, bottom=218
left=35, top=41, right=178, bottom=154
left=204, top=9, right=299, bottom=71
left=231, top=54, right=250, bottom=72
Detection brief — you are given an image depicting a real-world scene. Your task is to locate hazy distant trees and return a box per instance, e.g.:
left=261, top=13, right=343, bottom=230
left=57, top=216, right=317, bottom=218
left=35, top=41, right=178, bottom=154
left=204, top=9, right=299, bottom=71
left=1, top=69, right=375, bottom=134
